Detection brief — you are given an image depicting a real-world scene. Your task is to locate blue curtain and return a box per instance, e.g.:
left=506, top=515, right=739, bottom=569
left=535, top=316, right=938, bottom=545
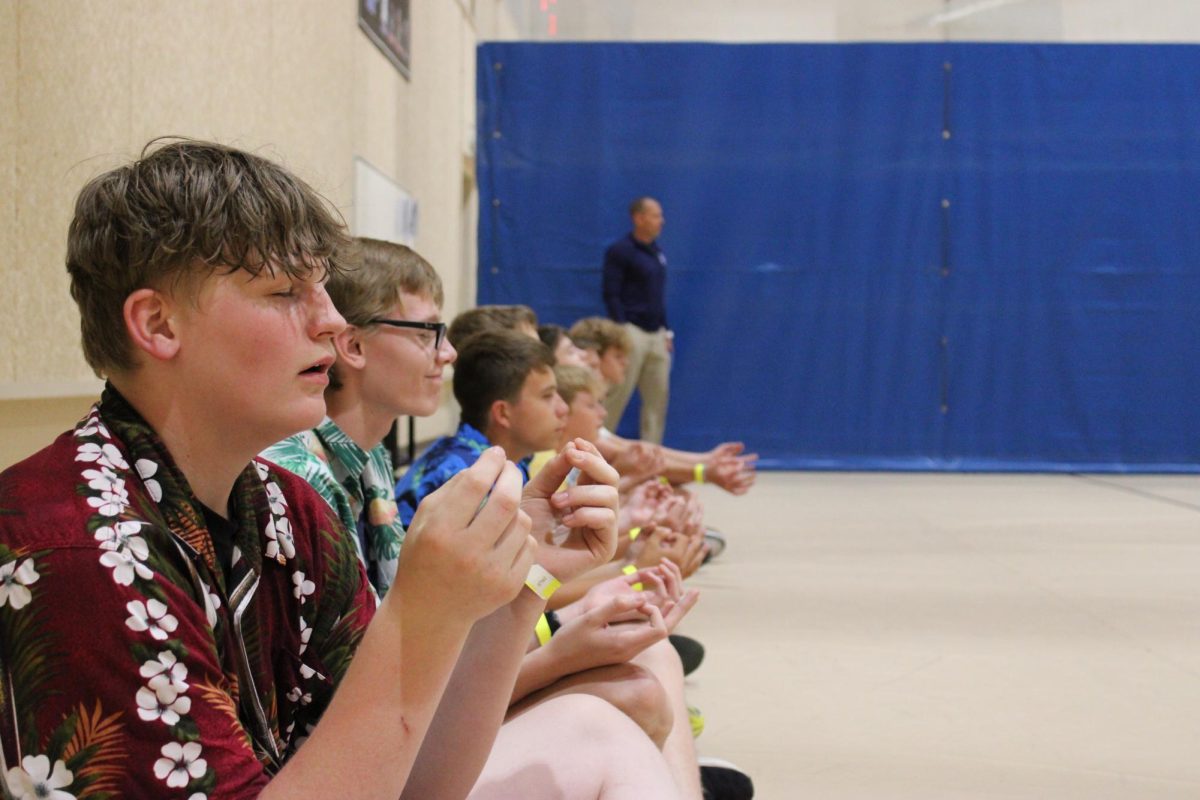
left=477, top=42, right=1200, bottom=472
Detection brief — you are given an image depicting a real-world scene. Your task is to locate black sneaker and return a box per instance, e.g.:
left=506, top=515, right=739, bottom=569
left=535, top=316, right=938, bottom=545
left=699, top=758, right=754, bottom=800
left=702, top=528, right=727, bottom=564
left=669, top=633, right=705, bottom=676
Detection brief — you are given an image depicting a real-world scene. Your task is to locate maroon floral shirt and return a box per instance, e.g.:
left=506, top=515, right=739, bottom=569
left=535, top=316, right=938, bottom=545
left=0, top=388, right=375, bottom=799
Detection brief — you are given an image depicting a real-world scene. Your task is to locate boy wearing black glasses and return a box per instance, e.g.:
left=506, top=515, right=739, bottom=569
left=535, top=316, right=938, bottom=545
left=263, top=238, right=454, bottom=598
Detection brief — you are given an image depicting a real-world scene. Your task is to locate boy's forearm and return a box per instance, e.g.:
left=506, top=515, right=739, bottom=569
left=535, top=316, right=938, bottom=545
left=546, top=561, right=626, bottom=610
left=510, top=638, right=568, bottom=705
left=661, top=448, right=703, bottom=474
left=401, top=587, right=546, bottom=800
left=261, top=589, right=473, bottom=800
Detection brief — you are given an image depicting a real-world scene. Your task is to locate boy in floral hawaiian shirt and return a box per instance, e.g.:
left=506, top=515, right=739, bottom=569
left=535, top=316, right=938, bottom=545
left=0, top=140, right=679, bottom=800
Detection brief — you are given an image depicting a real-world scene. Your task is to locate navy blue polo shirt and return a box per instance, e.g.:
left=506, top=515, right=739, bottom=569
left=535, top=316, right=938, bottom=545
left=602, top=234, right=668, bottom=332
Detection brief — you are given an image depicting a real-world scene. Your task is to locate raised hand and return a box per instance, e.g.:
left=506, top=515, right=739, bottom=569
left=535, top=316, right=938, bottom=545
left=635, top=526, right=708, bottom=580
left=617, top=491, right=655, bottom=534
left=705, top=442, right=758, bottom=495
left=543, top=594, right=671, bottom=674
left=612, top=441, right=666, bottom=488
left=650, top=491, right=689, bottom=533
left=521, top=438, right=619, bottom=584
left=394, top=446, right=535, bottom=624
left=566, top=560, right=698, bottom=633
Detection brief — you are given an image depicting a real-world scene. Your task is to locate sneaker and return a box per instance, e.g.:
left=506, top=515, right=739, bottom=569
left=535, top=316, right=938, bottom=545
left=669, top=633, right=705, bottom=676
left=702, top=528, right=727, bottom=563
left=698, top=757, right=754, bottom=800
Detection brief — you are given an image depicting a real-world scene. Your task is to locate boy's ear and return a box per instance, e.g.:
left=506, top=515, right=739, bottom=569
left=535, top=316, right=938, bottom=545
left=489, top=398, right=513, bottom=432
left=333, top=326, right=367, bottom=372
left=123, top=288, right=181, bottom=363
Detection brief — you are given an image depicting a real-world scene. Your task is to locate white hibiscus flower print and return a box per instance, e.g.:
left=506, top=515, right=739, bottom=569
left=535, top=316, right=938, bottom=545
left=298, top=663, right=323, bottom=681
left=75, top=441, right=128, bottom=470
left=264, top=516, right=295, bottom=563
left=154, top=741, right=207, bottom=788
left=76, top=416, right=111, bottom=440
left=85, top=493, right=126, bottom=517
left=254, top=461, right=270, bottom=481
left=134, top=459, right=164, bottom=502
left=83, top=468, right=130, bottom=517
left=298, top=616, right=312, bottom=655
left=99, top=548, right=153, bottom=586
left=0, top=559, right=40, bottom=610
left=286, top=685, right=312, bottom=705
left=265, top=481, right=288, bottom=515
left=140, top=651, right=189, bottom=693
left=199, top=581, right=222, bottom=628
left=136, top=679, right=192, bottom=726
left=93, top=520, right=146, bottom=550
left=83, top=466, right=125, bottom=495
left=4, top=754, right=75, bottom=800
left=292, top=571, right=315, bottom=604
left=125, top=599, right=179, bottom=641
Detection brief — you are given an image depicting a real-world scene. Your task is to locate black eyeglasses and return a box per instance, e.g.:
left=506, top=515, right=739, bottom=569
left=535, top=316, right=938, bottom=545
left=369, top=319, right=448, bottom=351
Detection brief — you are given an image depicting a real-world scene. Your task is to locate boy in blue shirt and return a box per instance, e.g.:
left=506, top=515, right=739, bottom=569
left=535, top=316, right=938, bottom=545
left=396, top=329, right=567, bottom=526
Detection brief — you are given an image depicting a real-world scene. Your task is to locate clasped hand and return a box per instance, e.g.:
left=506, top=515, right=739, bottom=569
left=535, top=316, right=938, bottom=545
left=520, top=438, right=619, bottom=584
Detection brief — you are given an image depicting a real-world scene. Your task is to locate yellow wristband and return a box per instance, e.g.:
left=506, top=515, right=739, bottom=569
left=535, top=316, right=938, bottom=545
left=534, top=614, right=552, bottom=647
left=525, top=564, right=561, bottom=600
left=693, top=462, right=706, bottom=484
left=622, top=564, right=644, bottom=592
left=628, top=526, right=642, bottom=541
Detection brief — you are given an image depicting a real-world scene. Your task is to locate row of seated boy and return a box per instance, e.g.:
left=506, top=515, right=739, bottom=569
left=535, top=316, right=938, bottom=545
left=0, top=138, right=752, bottom=800
left=262, top=263, right=759, bottom=797
left=380, top=304, right=759, bottom=793
left=396, top=308, right=756, bottom=586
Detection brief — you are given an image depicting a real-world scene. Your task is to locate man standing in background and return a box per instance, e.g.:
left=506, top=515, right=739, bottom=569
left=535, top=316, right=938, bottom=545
left=602, top=196, right=672, bottom=444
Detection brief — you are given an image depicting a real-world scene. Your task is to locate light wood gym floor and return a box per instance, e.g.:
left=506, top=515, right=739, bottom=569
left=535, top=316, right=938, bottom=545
left=682, top=471, right=1200, bottom=799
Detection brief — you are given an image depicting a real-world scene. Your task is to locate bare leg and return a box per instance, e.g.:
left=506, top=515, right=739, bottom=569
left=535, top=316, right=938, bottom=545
left=507, top=661, right=673, bottom=747
left=632, top=638, right=703, bottom=799
left=471, top=694, right=681, bottom=800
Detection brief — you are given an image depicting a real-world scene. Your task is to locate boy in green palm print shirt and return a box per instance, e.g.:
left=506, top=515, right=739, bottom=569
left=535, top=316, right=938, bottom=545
left=262, top=239, right=454, bottom=598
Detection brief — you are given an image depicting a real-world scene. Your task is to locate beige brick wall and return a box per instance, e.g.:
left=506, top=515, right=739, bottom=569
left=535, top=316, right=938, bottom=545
left=0, top=0, right=518, bottom=468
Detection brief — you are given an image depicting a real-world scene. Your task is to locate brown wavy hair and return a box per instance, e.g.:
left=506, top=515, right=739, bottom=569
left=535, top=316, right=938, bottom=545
left=326, top=238, right=444, bottom=390
left=329, top=238, right=444, bottom=328
left=447, top=304, right=538, bottom=348
left=568, top=317, right=631, bottom=356
left=66, top=137, right=351, bottom=376
left=453, top=330, right=555, bottom=432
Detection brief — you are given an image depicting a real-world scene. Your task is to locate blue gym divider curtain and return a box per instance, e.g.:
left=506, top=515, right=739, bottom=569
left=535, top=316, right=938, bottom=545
left=476, top=42, right=1200, bottom=472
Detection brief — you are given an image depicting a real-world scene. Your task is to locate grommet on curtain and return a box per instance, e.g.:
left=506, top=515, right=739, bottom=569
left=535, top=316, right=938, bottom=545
left=942, top=60, right=953, bottom=141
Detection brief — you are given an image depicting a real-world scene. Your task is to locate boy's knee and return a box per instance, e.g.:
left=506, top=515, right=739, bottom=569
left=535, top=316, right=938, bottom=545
left=635, top=636, right=685, bottom=681
left=594, top=662, right=673, bottom=747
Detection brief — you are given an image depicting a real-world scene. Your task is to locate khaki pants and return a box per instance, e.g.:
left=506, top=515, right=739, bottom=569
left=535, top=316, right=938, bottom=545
left=604, top=323, right=671, bottom=444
